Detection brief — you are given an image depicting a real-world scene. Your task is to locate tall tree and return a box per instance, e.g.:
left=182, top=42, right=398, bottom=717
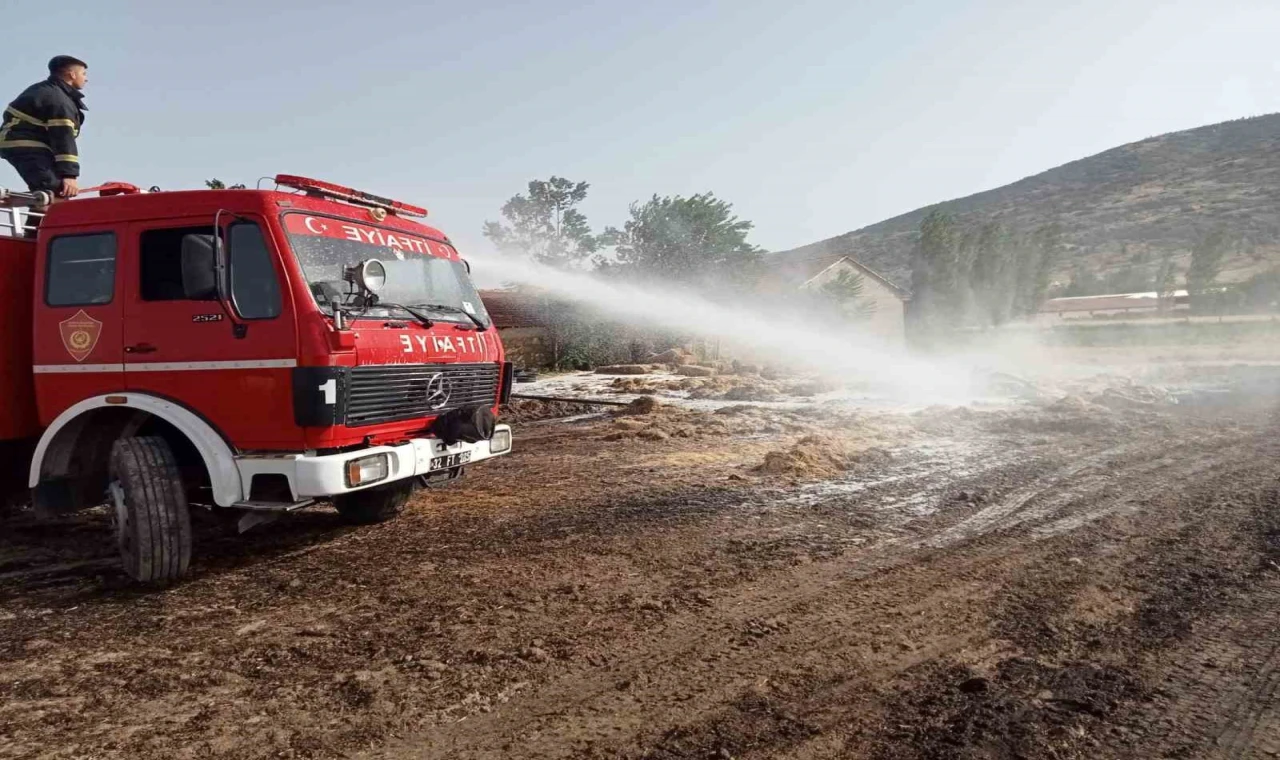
left=1013, top=222, right=1064, bottom=317
left=1102, top=265, right=1154, bottom=295
left=483, top=177, right=600, bottom=268
left=969, top=221, right=1016, bottom=325
left=1059, top=262, right=1105, bottom=298
left=909, top=209, right=963, bottom=328
left=1155, top=252, right=1179, bottom=314
left=600, top=192, right=762, bottom=288
left=1186, top=226, right=1229, bottom=307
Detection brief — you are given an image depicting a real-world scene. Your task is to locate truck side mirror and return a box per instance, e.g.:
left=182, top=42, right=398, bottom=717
left=461, top=258, right=472, bottom=274
left=180, top=233, right=218, bottom=300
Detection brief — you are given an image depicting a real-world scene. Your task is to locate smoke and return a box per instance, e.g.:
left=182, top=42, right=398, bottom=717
left=469, top=251, right=987, bottom=403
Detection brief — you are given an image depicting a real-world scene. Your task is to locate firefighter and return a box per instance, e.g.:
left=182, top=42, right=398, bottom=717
left=0, top=55, right=88, bottom=206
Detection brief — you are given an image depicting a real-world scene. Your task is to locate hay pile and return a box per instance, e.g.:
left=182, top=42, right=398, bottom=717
left=1046, top=395, right=1107, bottom=414
left=595, top=365, right=650, bottom=375
left=609, top=377, right=660, bottom=394
left=722, top=383, right=783, bottom=402
left=623, top=396, right=662, bottom=415
left=690, top=375, right=784, bottom=401
left=683, top=376, right=739, bottom=397
left=502, top=399, right=601, bottom=423
left=597, top=401, right=854, bottom=444
left=756, top=435, right=856, bottom=477
left=676, top=364, right=717, bottom=378
left=649, top=348, right=697, bottom=365
left=756, top=435, right=890, bottom=478
left=782, top=379, right=841, bottom=397
left=1092, top=385, right=1176, bottom=409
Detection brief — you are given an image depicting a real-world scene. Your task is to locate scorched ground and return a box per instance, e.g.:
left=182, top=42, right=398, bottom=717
left=2, top=366, right=1279, bottom=759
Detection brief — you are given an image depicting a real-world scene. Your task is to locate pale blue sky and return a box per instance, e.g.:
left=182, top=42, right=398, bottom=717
left=4, top=0, right=1278, bottom=256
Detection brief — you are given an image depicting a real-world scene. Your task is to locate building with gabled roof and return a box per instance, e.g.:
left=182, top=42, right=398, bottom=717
left=759, top=250, right=909, bottom=343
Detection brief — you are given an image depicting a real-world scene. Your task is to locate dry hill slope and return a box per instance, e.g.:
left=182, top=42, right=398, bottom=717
left=776, top=113, right=1280, bottom=288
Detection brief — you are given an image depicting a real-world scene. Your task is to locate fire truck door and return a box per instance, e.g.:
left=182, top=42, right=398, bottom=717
left=33, top=230, right=127, bottom=419
left=121, top=218, right=298, bottom=448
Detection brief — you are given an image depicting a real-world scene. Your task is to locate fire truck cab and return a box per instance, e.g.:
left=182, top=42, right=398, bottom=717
left=0, top=176, right=513, bottom=583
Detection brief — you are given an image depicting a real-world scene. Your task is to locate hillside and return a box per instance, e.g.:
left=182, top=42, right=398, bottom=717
left=775, top=113, right=1280, bottom=289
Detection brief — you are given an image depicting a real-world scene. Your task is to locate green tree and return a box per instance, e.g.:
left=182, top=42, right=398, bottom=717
left=205, top=178, right=246, bottom=190
left=600, top=192, right=762, bottom=287
left=1101, top=265, right=1155, bottom=295
left=1155, top=252, right=1179, bottom=314
left=483, top=177, right=600, bottom=268
left=1233, top=268, right=1280, bottom=313
left=1186, top=226, right=1229, bottom=308
left=1013, top=223, right=1063, bottom=317
left=813, top=269, right=876, bottom=322
left=1059, top=263, right=1105, bottom=297
left=909, top=209, right=964, bottom=328
left=969, top=221, right=1017, bottom=325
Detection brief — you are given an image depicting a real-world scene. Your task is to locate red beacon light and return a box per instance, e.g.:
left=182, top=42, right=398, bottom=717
left=273, top=174, right=428, bottom=218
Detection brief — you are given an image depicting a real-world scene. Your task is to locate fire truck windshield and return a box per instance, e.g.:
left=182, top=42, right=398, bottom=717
left=283, top=215, right=490, bottom=327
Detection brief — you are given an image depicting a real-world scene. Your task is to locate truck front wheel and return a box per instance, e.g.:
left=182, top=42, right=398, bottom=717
left=333, top=481, right=412, bottom=525
left=108, top=436, right=193, bottom=583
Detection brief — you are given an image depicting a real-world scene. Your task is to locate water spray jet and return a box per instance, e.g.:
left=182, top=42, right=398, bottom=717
left=471, top=251, right=988, bottom=405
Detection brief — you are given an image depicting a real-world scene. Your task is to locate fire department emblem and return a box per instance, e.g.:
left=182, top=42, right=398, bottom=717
left=59, top=310, right=103, bottom=362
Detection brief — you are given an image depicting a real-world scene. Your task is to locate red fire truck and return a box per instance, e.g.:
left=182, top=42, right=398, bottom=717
left=0, top=176, right=513, bottom=583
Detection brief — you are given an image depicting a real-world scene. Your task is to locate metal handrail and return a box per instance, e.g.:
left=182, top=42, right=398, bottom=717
left=0, top=209, right=42, bottom=237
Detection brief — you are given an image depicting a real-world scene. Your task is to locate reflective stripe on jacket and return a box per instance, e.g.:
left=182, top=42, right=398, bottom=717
left=0, top=77, right=86, bottom=178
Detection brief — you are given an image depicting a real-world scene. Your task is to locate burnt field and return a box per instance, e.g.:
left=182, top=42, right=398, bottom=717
left=2, top=366, right=1280, bottom=759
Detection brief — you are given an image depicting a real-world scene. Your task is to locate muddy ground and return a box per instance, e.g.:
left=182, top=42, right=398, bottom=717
left=2, top=366, right=1280, bottom=759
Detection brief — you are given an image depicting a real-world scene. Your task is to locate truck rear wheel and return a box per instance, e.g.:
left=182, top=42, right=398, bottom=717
left=333, top=481, right=412, bottom=525
left=108, top=436, right=193, bottom=584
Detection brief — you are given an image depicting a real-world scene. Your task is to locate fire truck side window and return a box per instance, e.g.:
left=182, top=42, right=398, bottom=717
left=46, top=233, right=117, bottom=307
left=140, top=226, right=218, bottom=301
left=228, top=222, right=282, bottom=320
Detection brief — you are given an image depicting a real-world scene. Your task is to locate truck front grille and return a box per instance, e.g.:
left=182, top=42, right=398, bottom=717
left=346, top=362, right=501, bottom=426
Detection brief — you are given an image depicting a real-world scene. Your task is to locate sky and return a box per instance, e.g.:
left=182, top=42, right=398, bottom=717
left=3, top=0, right=1279, bottom=258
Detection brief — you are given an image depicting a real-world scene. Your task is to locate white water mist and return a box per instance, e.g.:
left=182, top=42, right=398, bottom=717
left=470, top=251, right=983, bottom=403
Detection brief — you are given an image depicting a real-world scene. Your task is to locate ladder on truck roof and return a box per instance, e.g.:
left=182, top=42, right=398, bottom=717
left=0, top=182, right=142, bottom=238
left=0, top=187, right=53, bottom=239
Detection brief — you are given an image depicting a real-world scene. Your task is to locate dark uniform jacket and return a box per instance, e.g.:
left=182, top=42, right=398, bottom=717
left=0, top=77, right=86, bottom=179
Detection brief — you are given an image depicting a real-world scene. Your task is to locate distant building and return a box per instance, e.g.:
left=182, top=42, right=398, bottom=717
left=478, top=289, right=554, bottom=368
left=759, top=251, right=909, bottom=343
left=1037, top=290, right=1190, bottom=323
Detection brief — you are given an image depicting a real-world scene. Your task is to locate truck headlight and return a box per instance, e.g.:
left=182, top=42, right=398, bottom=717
left=346, top=453, right=390, bottom=488
left=490, top=428, right=512, bottom=454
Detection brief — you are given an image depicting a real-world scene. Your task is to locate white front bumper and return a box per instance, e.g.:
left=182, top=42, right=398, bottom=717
left=235, top=425, right=512, bottom=501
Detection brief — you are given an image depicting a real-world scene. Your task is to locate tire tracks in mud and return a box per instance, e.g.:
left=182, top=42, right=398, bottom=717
left=369, top=429, right=1262, bottom=759
left=1109, top=583, right=1280, bottom=759
left=929, top=430, right=1247, bottom=547
left=1102, top=478, right=1280, bottom=760
left=1214, top=624, right=1280, bottom=759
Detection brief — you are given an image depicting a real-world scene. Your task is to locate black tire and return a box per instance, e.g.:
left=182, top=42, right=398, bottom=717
left=333, top=481, right=412, bottom=525
left=108, top=436, right=193, bottom=584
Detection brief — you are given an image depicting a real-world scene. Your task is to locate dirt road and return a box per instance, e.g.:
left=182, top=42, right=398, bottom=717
left=2, top=374, right=1279, bottom=759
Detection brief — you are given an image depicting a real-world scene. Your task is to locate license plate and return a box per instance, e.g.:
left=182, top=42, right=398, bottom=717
left=429, top=451, right=471, bottom=471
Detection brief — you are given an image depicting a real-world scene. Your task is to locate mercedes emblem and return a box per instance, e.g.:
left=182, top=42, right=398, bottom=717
left=424, top=372, right=451, bottom=410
